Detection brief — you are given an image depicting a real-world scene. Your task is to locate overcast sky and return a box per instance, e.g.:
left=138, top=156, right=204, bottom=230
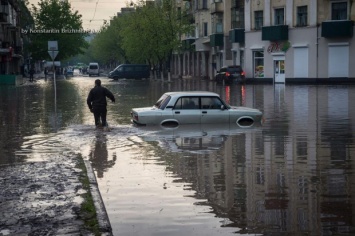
left=29, top=0, right=129, bottom=31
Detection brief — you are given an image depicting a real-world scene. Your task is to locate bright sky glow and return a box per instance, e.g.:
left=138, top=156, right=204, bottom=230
left=28, top=0, right=130, bottom=31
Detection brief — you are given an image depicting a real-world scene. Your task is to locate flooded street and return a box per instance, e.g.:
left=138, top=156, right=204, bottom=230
left=1, top=74, right=355, bottom=235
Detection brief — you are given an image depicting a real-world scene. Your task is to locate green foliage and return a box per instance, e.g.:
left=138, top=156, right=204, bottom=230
left=88, top=0, right=192, bottom=69
left=30, top=0, right=89, bottom=61
left=90, top=20, right=127, bottom=65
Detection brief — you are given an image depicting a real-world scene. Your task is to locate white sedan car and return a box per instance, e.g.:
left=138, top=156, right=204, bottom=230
left=131, top=91, right=263, bottom=127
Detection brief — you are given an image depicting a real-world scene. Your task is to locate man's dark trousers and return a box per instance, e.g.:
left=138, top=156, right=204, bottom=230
left=93, top=106, right=107, bottom=127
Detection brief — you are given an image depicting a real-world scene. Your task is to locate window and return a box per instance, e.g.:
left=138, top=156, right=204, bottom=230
left=216, top=22, right=223, bottom=33
left=175, top=97, right=199, bottom=110
left=254, top=10, right=263, bottom=30
left=332, top=2, right=347, bottom=20
left=213, top=16, right=223, bottom=33
left=231, top=9, right=245, bottom=29
left=296, top=136, right=308, bottom=157
left=202, top=0, right=208, bottom=9
left=203, top=22, right=208, bottom=37
left=256, top=167, right=264, bottom=185
left=253, top=51, right=264, bottom=78
left=297, top=6, right=307, bottom=27
left=274, top=8, right=284, bottom=25
left=125, top=66, right=134, bottom=71
left=201, top=97, right=223, bottom=109
left=154, top=95, right=171, bottom=110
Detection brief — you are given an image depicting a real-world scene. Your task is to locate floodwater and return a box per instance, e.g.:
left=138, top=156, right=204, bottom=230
left=1, top=74, right=355, bottom=235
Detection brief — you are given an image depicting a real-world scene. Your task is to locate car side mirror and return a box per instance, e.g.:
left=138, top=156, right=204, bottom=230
left=220, top=105, right=225, bottom=110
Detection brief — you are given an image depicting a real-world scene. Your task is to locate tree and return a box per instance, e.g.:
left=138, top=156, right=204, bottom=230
left=119, top=0, right=192, bottom=75
left=90, top=18, right=128, bottom=66
left=29, top=0, right=89, bottom=61
left=19, top=0, right=35, bottom=63
left=88, top=0, right=192, bottom=74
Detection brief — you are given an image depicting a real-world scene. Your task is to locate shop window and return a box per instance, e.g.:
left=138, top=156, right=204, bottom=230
left=253, top=51, right=264, bottom=78
left=254, top=10, right=263, bottom=30
left=296, top=6, right=307, bottom=27
left=331, top=2, right=347, bottom=20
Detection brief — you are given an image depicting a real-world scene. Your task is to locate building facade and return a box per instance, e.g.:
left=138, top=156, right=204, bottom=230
left=172, top=0, right=355, bottom=83
left=0, top=0, right=22, bottom=75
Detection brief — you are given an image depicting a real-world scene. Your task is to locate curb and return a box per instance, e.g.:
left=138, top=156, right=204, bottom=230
left=84, top=160, right=113, bottom=235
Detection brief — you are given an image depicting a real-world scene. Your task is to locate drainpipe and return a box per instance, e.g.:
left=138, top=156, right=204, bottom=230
left=316, top=24, right=319, bottom=80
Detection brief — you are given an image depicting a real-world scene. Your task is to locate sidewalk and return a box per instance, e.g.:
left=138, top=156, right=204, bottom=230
left=0, top=154, right=112, bottom=235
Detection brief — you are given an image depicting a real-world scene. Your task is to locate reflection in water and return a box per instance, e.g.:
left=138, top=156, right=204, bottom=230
left=1, top=79, right=355, bottom=235
left=88, top=134, right=116, bottom=178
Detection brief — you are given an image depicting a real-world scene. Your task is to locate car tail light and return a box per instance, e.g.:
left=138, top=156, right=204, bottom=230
left=225, top=72, right=230, bottom=77
left=241, top=71, right=245, bottom=76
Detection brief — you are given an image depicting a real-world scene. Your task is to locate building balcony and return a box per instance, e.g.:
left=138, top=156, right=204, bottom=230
left=210, top=33, right=223, bottom=47
left=210, top=2, right=223, bottom=14
left=262, top=25, right=288, bottom=41
left=229, top=28, right=244, bottom=43
left=321, top=20, right=353, bottom=38
left=181, top=38, right=195, bottom=51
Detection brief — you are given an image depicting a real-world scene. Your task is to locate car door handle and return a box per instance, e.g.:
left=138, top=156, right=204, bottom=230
left=175, top=111, right=180, bottom=114
left=202, top=111, right=207, bottom=114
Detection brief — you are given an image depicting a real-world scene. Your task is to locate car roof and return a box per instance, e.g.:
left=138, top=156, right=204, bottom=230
left=164, top=91, right=220, bottom=97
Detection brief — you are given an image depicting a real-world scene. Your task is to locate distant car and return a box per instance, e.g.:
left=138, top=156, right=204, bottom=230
left=108, top=64, right=150, bottom=80
left=215, top=65, right=245, bottom=84
left=88, top=62, right=100, bottom=77
left=131, top=91, right=263, bottom=127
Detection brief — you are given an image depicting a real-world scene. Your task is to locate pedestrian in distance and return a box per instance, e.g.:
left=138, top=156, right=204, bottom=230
left=29, top=67, right=35, bottom=82
left=87, top=79, right=115, bottom=131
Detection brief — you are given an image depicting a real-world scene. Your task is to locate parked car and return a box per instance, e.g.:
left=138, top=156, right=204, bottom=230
left=131, top=91, right=263, bottom=127
left=88, top=62, right=100, bottom=77
left=108, top=64, right=150, bottom=80
left=215, top=65, right=245, bottom=84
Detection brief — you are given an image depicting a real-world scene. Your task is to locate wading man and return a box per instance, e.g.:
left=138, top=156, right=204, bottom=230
left=87, top=79, right=115, bottom=130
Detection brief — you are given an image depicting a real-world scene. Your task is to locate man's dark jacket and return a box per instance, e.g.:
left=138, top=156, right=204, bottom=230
left=87, top=85, right=115, bottom=110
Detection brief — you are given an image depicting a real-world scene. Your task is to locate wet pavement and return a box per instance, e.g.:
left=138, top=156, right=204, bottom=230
left=0, top=153, right=112, bottom=235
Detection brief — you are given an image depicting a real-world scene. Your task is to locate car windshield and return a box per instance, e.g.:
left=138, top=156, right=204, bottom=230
left=114, top=65, right=122, bottom=70
left=154, top=94, right=170, bottom=109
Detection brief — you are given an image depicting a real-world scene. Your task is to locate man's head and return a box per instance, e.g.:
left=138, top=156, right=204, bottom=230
left=95, top=79, right=101, bottom=86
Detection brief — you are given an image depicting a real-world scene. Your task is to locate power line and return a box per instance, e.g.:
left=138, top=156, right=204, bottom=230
left=89, top=0, right=100, bottom=23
